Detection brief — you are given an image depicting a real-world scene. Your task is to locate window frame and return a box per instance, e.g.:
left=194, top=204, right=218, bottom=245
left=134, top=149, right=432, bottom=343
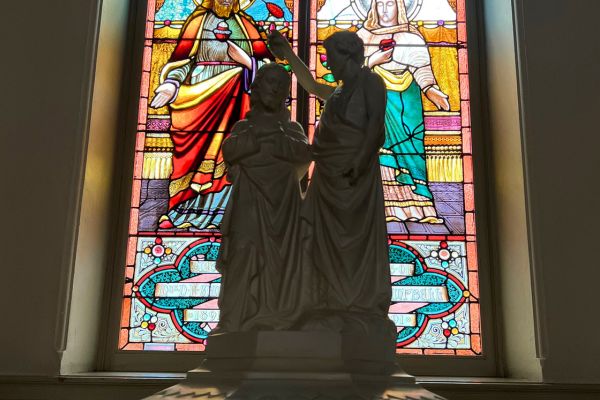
left=98, top=0, right=500, bottom=376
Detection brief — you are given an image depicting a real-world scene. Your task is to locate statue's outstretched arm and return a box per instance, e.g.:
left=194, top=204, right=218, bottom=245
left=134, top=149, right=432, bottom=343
left=268, top=31, right=335, bottom=101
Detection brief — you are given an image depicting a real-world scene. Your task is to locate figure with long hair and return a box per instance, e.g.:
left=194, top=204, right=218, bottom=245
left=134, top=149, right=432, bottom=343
left=358, top=0, right=450, bottom=223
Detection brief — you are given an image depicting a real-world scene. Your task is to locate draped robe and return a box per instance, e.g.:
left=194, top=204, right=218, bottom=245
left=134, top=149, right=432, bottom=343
left=215, top=118, right=312, bottom=331
left=357, top=28, right=442, bottom=223
left=159, top=9, right=270, bottom=229
left=302, top=68, right=393, bottom=335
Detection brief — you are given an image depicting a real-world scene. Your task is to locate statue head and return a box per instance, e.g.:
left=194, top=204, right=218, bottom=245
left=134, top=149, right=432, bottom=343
left=323, top=31, right=365, bottom=82
left=250, top=63, right=291, bottom=114
left=200, top=0, right=240, bottom=18
left=364, top=0, right=409, bottom=30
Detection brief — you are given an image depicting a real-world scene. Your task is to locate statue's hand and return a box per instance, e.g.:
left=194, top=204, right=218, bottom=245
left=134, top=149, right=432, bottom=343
left=267, top=30, right=291, bottom=60
left=227, top=40, right=253, bottom=69
left=150, top=82, right=178, bottom=108
left=343, top=157, right=368, bottom=186
left=425, top=86, right=451, bottom=111
left=367, top=48, right=393, bottom=69
left=342, top=167, right=357, bottom=186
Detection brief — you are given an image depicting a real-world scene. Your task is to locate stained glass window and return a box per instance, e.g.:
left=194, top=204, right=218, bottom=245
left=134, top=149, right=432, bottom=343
left=120, top=0, right=481, bottom=356
left=309, top=0, right=480, bottom=355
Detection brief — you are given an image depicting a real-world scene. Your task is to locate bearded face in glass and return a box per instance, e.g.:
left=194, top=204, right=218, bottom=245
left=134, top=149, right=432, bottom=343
left=205, top=0, right=240, bottom=18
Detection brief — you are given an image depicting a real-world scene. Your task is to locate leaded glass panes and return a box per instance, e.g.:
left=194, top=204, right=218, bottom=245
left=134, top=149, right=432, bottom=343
left=119, top=0, right=300, bottom=351
left=120, top=0, right=482, bottom=356
left=309, top=0, right=481, bottom=355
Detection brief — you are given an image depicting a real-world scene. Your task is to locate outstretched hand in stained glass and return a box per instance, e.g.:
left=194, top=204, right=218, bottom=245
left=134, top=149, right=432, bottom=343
left=151, top=81, right=178, bottom=109
left=425, top=85, right=451, bottom=111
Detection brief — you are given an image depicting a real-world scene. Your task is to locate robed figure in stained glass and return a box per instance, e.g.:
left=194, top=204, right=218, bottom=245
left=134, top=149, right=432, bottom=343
left=150, top=0, right=271, bottom=229
left=357, top=0, right=450, bottom=224
left=215, top=64, right=312, bottom=332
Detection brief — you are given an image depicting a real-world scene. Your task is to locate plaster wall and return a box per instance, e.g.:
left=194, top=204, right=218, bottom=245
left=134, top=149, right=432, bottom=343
left=512, top=0, right=600, bottom=383
left=60, top=0, right=131, bottom=375
left=0, top=0, right=103, bottom=375
left=480, top=0, right=540, bottom=380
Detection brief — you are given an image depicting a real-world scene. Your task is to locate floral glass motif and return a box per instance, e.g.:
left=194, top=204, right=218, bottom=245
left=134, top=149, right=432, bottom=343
left=120, top=0, right=481, bottom=356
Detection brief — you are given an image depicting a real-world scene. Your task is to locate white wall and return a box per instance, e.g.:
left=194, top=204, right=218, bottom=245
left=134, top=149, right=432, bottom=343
left=60, top=0, right=131, bottom=374
left=481, top=0, right=541, bottom=380
left=512, top=0, right=600, bottom=383
left=0, top=0, right=103, bottom=376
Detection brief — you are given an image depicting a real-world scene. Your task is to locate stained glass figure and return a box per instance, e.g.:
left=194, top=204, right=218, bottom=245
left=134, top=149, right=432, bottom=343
left=120, top=0, right=481, bottom=356
left=309, top=0, right=480, bottom=355
left=120, top=0, right=300, bottom=351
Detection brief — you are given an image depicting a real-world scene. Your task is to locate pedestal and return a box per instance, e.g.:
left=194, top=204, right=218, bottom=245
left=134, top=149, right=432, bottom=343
left=144, top=332, right=446, bottom=400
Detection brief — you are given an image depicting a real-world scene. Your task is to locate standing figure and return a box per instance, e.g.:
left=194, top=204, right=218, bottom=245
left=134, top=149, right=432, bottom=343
left=357, top=0, right=450, bottom=224
left=269, top=31, right=394, bottom=336
left=150, top=0, right=271, bottom=230
left=215, top=64, right=312, bottom=332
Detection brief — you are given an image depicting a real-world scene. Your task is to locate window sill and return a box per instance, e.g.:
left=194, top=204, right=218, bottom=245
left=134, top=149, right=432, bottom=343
left=1, top=373, right=599, bottom=399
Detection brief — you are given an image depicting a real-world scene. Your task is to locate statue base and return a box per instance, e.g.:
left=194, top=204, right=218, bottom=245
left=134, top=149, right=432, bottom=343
left=144, top=331, right=446, bottom=400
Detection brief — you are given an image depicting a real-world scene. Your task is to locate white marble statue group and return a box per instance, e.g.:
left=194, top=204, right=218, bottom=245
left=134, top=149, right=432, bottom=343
left=215, top=30, right=395, bottom=340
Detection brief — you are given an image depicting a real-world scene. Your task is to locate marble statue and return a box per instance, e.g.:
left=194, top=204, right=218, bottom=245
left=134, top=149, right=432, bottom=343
left=215, top=63, right=313, bottom=332
left=146, top=31, right=447, bottom=400
left=268, top=30, right=395, bottom=339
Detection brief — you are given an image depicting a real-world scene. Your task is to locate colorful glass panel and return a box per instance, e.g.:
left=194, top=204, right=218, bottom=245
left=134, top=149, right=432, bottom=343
left=120, top=0, right=300, bottom=351
left=121, top=0, right=481, bottom=356
left=309, top=0, right=481, bottom=355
